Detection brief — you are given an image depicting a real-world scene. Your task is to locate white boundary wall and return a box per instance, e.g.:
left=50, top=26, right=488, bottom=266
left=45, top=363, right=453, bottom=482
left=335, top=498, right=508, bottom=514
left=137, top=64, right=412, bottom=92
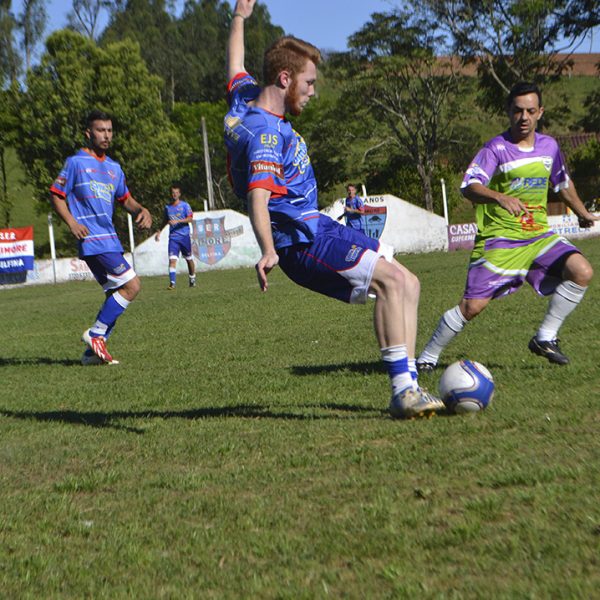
left=6, top=196, right=599, bottom=287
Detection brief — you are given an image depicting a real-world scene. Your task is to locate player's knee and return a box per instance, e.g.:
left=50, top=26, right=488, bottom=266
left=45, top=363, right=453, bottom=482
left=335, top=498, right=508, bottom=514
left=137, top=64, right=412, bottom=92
left=121, top=276, right=141, bottom=300
left=460, top=299, right=486, bottom=321
left=573, top=262, right=594, bottom=286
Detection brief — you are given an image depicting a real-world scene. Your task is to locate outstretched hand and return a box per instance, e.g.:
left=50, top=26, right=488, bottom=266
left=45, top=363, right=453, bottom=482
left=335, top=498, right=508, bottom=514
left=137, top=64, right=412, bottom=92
left=234, top=0, right=256, bottom=18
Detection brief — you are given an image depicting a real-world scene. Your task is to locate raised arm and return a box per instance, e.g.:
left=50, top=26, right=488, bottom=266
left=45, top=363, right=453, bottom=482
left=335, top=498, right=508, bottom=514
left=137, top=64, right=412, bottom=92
left=227, top=0, right=256, bottom=82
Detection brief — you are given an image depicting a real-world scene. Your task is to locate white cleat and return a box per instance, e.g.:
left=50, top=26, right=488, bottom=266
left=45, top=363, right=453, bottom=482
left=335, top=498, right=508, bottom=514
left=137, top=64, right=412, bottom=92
left=389, top=388, right=444, bottom=419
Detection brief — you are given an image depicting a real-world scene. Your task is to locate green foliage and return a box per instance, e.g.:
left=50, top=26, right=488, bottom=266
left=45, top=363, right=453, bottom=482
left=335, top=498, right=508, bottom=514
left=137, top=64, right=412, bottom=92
left=1, top=239, right=600, bottom=596
left=14, top=29, right=190, bottom=235
left=327, top=10, right=463, bottom=212
left=100, top=0, right=283, bottom=105
left=170, top=99, right=241, bottom=210
left=425, top=0, right=600, bottom=112
left=0, top=0, right=21, bottom=86
left=569, top=139, right=600, bottom=202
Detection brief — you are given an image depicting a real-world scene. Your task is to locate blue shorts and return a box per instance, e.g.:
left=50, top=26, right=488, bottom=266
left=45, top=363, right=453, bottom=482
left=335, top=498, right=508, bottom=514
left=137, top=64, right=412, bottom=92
left=84, top=253, right=136, bottom=293
left=168, top=236, right=193, bottom=260
left=277, top=218, right=391, bottom=304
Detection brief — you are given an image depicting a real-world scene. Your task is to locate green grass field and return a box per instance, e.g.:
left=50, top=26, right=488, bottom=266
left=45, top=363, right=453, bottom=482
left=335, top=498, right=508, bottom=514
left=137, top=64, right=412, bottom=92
left=1, top=241, right=600, bottom=598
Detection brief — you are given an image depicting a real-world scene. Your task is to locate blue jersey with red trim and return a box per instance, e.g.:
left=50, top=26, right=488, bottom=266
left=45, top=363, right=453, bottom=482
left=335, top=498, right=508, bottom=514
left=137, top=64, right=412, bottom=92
left=50, top=149, right=130, bottom=257
left=224, top=73, right=320, bottom=249
left=164, top=200, right=193, bottom=241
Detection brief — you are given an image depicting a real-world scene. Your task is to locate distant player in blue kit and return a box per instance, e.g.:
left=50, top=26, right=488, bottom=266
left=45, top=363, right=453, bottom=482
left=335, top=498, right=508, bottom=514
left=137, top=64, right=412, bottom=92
left=50, top=109, right=152, bottom=365
left=341, top=183, right=365, bottom=232
left=154, top=184, right=196, bottom=290
left=224, top=0, right=444, bottom=419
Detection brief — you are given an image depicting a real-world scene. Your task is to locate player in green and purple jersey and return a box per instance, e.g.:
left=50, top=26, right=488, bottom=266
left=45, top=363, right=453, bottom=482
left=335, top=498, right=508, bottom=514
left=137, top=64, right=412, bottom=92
left=418, top=82, right=598, bottom=369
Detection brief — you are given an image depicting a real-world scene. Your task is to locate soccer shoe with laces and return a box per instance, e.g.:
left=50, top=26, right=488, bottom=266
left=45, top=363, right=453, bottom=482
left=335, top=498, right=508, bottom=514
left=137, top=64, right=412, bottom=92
left=528, top=336, right=569, bottom=365
left=189, top=277, right=196, bottom=288
left=389, top=388, right=445, bottom=419
left=81, top=329, right=117, bottom=364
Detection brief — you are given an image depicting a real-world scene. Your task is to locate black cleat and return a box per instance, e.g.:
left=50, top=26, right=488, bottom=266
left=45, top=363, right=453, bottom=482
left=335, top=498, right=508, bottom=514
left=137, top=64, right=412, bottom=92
left=416, top=361, right=437, bottom=373
left=528, top=336, right=569, bottom=365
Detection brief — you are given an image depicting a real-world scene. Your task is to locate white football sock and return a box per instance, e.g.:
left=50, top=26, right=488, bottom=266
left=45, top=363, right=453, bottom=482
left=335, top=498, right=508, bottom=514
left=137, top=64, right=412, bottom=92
left=418, top=305, right=468, bottom=364
left=537, top=280, right=587, bottom=341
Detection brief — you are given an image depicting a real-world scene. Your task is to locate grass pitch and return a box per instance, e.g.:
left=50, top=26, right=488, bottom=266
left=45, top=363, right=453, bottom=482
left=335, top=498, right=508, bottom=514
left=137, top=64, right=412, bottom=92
left=1, top=240, right=599, bottom=598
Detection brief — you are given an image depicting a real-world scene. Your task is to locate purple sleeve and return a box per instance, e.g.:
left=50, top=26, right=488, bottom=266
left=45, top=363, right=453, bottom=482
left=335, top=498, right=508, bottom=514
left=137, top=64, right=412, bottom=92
left=460, top=147, right=498, bottom=189
left=549, top=145, right=569, bottom=191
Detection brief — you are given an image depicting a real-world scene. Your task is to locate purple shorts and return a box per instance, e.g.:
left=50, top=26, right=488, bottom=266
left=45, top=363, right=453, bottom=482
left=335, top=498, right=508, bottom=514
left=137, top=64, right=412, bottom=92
left=277, top=218, right=388, bottom=304
left=168, top=236, right=193, bottom=260
left=464, top=233, right=580, bottom=299
left=84, top=253, right=136, bottom=293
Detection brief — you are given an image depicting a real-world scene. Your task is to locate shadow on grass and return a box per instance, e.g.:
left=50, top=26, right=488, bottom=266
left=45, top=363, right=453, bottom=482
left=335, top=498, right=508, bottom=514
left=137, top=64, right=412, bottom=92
left=0, top=403, right=386, bottom=434
left=0, top=356, right=81, bottom=367
left=291, top=360, right=385, bottom=376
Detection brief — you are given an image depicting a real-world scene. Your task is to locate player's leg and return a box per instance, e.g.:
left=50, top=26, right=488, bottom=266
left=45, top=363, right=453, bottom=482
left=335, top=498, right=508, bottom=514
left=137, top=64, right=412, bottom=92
left=168, top=258, right=178, bottom=289
left=278, top=219, right=443, bottom=418
left=167, top=237, right=181, bottom=289
left=180, top=236, right=196, bottom=287
left=417, top=297, right=490, bottom=371
left=369, top=257, right=443, bottom=418
left=529, top=245, right=593, bottom=364
left=81, top=253, right=137, bottom=364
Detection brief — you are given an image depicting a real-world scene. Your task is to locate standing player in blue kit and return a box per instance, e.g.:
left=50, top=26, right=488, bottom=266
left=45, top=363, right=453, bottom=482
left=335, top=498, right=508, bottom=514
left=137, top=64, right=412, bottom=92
left=223, top=0, right=444, bottom=419
left=155, top=184, right=197, bottom=290
left=50, top=109, right=152, bottom=365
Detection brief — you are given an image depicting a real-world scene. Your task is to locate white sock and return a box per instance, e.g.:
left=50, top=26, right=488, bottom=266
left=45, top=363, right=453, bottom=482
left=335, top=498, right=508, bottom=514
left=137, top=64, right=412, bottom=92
left=418, top=305, right=468, bottom=364
left=537, top=281, right=587, bottom=341
left=382, top=345, right=413, bottom=395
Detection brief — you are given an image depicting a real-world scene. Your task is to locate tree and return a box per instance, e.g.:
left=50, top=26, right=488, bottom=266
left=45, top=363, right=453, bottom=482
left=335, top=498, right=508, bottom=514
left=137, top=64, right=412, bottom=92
left=100, top=0, right=283, bottom=105
left=67, top=0, right=106, bottom=40
left=424, top=0, right=600, bottom=110
left=329, top=10, right=463, bottom=212
left=0, top=0, right=21, bottom=86
left=18, top=0, right=47, bottom=71
left=14, top=30, right=190, bottom=250
left=0, top=87, right=19, bottom=226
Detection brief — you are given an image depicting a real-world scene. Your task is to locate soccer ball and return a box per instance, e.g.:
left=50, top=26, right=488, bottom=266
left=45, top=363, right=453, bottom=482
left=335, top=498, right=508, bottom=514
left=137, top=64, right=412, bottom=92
left=438, top=360, right=494, bottom=414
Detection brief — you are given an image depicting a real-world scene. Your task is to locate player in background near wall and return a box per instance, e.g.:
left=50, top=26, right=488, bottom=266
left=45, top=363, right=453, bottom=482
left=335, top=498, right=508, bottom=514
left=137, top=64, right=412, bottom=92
left=155, top=184, right=196, bottom=290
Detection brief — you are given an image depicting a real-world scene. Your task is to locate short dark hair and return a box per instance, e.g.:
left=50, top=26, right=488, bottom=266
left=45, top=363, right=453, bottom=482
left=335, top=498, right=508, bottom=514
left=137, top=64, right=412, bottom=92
left=507, top=82, right=542, bottom=108
left=86, top=109, right=112, bottom=128
left=170, top=182, right=181, bottom=190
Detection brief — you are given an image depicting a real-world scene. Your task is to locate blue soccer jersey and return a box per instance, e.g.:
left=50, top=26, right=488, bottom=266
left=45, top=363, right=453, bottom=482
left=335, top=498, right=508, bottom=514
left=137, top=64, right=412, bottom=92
left=165, top=200, right=193, bottom=240
left=50, top=149, right=130, bottom=257
left=345, top=196, right=365, bottom=230
left=224, top=72, right=321, bottom=250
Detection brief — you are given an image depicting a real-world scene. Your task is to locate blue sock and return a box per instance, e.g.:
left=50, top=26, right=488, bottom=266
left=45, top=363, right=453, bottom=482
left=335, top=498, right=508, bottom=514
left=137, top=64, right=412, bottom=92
left=169, top=268, right=176, bottom=285
left=90, top=292, right=130, bottom=338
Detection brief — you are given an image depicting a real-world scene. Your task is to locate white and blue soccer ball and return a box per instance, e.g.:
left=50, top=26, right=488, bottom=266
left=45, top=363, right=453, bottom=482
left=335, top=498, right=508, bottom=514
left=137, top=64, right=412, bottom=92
left=439, top=360, right=494, bottom=414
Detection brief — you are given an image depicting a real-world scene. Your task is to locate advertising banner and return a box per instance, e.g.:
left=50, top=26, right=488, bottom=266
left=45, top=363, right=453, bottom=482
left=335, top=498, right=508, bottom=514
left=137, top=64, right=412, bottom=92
left=0, top=226, right=35, bottom=284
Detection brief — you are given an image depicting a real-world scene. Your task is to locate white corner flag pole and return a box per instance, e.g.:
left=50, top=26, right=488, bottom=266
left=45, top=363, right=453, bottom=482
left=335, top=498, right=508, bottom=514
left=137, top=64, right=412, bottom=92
left=47, top=212, right=57, bottom=285
left=441, top=178, right=449, bottom=225
left=127, top=213, right=136, bottom=271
